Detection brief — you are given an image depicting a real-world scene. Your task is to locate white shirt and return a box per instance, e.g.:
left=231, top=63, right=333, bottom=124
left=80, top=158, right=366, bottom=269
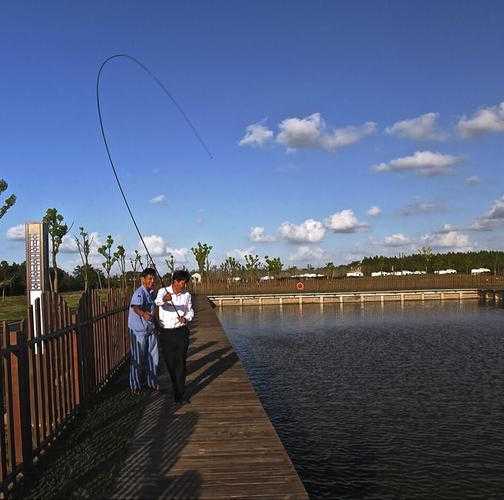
left=155, top=285, right=194, bottom=329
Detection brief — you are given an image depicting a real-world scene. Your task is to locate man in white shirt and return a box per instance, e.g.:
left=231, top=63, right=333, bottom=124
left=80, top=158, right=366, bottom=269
left=155, top=269, right=194, bottom=404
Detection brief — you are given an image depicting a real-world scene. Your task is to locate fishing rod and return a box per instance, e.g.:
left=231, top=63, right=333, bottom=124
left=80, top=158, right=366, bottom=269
left=96, top=54, right=212, bottom=317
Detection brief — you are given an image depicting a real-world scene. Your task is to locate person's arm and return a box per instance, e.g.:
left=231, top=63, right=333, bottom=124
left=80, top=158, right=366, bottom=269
left=154, top=287, right=171, bottom=306
left=131, top=305, right=152, bottom=321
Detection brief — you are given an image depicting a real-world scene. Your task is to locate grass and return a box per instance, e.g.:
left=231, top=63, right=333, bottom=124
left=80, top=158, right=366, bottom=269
left=0, top=292, right=84, bottom=322
left=0, top=295, right=28, bottom=322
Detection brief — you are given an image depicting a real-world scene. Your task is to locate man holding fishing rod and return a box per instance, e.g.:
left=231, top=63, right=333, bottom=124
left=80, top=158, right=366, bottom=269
left=155, top=270, right=194, bottom=404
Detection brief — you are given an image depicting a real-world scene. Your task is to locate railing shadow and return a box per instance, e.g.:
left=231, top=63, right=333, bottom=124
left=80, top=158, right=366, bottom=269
left=17, top=365, right=202, bottom=499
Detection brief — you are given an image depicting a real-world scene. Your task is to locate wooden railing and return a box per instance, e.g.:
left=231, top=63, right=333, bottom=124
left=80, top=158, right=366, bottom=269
left=192, top=274, right=504, bottom=296
left=0, top=290, right=129, bottom=496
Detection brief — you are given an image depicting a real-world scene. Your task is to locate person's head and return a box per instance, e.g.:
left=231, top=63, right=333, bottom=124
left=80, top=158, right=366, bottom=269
left=141, top=268, right=157, bottom=290
left=171, top=269, right=191, bottom=294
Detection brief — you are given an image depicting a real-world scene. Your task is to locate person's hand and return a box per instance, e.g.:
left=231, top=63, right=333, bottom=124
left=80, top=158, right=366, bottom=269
left=178, top=316, right=187, bottom=325
left=163, top=292, right=172, bottom=303
left=143, top=312, right=153, bottom=321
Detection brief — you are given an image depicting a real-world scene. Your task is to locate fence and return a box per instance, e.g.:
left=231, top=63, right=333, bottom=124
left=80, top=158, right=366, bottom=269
left=193, top=274, right=504, bottom=296
left=0, top=289, right=129, bottom=496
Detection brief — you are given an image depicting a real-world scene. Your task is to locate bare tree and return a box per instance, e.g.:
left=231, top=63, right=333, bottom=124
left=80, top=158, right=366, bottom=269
left=74, top=226, right=93, bottom=291
left=165, top=253, right=175, bottom=277
left=129, top=250, right=143, bottom=286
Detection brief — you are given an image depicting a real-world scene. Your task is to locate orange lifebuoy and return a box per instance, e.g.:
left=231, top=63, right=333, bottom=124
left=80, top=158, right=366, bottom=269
left=296, top=282, right=304, bottom=291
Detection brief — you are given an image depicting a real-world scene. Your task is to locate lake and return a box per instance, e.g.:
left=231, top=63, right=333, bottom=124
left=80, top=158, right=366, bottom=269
left=217, top=300, right=504, bottom=499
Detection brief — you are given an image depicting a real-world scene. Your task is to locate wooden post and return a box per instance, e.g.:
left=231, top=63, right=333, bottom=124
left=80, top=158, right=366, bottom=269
left=10, top=330, right=32, bottom=468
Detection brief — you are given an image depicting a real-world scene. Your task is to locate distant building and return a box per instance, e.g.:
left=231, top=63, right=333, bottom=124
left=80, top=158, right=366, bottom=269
left=259, top=275, right=275, bottom=281
left=471, top=268, right=491, bottom=275
left=435, top=269, right=457, bottom=275
left=346, top=271, right=363, bottom=278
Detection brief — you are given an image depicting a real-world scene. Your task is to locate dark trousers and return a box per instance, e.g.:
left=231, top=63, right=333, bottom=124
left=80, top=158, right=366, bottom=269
left=158, top=325, right=189, bottom=399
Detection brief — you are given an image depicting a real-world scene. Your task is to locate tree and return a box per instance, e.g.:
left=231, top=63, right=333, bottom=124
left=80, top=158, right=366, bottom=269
left=74, top=227, right=93, bottom=291
left=244, top=254, right=262, bottom=281
left=419, top=246, right=433, bottom=273
left=98, top=235, right=117, bottom=289
left=43, top=208, right=70, bottom=293
left=129, top=250, right=143, bottom=286
left=221, top=256, right=241, bottom=276
left=191, top=242, right=213, bottom=277
left=73, top=264, right=105, bottom=290
left=165, top=253, right=175, bottom=277
left=324, top=262, right=336, bottom=279
left=264, top=256, right=283, bottom=276
left=114, top=245, right=127, bottom=289
left=0, top=179, right=16, bottom=220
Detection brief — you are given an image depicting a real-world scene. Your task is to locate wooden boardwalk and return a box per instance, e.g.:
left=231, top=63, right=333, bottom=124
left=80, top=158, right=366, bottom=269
left=111, top=296, right=308, bottom=499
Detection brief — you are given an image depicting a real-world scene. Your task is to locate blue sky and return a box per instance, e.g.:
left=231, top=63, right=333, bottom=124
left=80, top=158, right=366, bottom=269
left=2, top=1, right=504, bottom=272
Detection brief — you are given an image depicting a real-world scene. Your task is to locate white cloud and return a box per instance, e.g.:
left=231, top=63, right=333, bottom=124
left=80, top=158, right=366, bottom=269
left=457, top=101, right=504, bottom=137
left=278, top=219, right=326, bottom=242
left=165, top=247, right=189, bottom=262
left=149, top=194, right=166, bottom=204
left=470, top=195, right=504, bottom=231
left=140, top=235, right=168, bottom=257
left=465, top=175, right=480, bottom=186
left=239, top=123, right=274, bottom=147
left=386, top=112, right=446, bottom=141
left=400, top=199, right=445, bottom=216
left=320, top=122, right=377, bottom=152
left=367, top=206, right=381, bottom=217
left=486, top=195, right=504, bottom=220
left=137, top=235, right=188, bottom=262
left=60, top=235, right=79, bottom=254
left=249, top=226, right=275, bottom=242
left=325, top=209, right=368, bottom=233
left=6, top=224, right=24, bottom=241
left=422, top=231, right=472, bottom=250
left=276, top=112, right=376, bottom=152
left=226, top=247, right=255, bottom=261
left=383, top=233, right=411, bottom=247
left=437, top=223, right=458, bottom=233
left=373, top=151, right=462, bottom=176
left=288, top=245, right=326, bottom=262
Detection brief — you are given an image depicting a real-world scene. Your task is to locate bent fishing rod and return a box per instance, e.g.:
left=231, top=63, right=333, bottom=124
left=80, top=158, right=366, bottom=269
left=96, top=54, right=212, bottom=316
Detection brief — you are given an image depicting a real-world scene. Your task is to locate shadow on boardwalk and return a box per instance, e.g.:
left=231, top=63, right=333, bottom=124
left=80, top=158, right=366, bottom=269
left=17, top=321, right=238, bottom=499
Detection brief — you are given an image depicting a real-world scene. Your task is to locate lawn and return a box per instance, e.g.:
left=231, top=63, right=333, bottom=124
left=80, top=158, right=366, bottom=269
left=0, top=292, right=85, bottom=322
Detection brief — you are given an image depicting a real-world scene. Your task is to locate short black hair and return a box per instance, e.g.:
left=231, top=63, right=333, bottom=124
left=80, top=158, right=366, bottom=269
left=141, top=267, right=157, bottom=278
left=172, top=269, right=191, bottom=282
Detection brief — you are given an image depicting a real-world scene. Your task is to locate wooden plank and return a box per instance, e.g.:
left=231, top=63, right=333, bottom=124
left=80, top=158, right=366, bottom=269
left=111, top=296, right=308, bottom=499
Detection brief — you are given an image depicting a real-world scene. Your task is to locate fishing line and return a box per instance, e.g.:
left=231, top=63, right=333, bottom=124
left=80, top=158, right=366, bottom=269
left=96, top=54, right=212, bottom=315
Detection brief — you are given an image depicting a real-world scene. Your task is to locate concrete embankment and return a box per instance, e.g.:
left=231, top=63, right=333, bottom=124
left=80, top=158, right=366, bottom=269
left=209, top=288, right=481, bottom=307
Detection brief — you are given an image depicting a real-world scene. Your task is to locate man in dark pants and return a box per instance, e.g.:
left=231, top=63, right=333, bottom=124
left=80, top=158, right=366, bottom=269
left=155, top=270, right=194, bottom=404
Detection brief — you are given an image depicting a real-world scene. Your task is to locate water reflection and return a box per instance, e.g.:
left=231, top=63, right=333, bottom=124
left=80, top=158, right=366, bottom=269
left=218, top=300, right=504, bottom=499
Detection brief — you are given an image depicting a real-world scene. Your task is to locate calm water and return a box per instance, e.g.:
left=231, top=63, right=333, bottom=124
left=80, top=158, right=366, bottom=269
left=217, top=300, right=504, bottom=499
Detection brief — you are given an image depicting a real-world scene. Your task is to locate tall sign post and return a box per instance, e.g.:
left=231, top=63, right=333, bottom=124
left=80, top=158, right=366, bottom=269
left=25, top=222, right=50, bottom=341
